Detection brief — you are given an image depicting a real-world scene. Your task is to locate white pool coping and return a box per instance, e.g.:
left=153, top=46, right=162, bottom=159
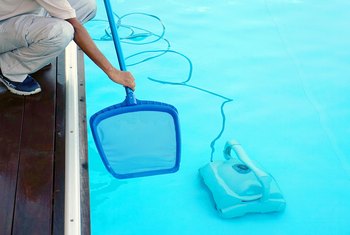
left=64, top=41, right=82, bottom=235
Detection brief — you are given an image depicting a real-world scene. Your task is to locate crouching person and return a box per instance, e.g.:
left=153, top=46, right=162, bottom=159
left=0, top=0, right=135, bottom=96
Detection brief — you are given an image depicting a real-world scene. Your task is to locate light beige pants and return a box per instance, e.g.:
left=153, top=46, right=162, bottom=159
left=0, top=0, right=96, bottom=82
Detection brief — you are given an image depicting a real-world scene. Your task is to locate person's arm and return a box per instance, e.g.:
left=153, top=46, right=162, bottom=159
left=66, top=18, right=135, bottom=90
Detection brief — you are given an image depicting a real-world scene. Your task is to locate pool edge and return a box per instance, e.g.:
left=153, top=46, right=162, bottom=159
left=64, top=42, right=91, bottom=235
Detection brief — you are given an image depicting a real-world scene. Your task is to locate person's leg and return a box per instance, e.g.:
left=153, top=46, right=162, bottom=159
left=68, top=0, right=97, bottom=24
left=0, top=14, right=74, bottom=82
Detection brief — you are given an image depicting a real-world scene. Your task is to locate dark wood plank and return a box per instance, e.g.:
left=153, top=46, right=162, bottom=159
left=12, top=61, right=57, bottom=235
left=11, top=151, right=54, bottom=235
left=52, top=54, right=66, bottom=235
left=77, top=48, right=91, bottom=235
left=0, top=93, right=24, bottom=235
left=19, top=66, right=57, bottom=152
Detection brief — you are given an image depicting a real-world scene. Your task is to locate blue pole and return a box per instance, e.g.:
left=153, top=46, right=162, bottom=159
left=104, top=0, right=136, bottom=104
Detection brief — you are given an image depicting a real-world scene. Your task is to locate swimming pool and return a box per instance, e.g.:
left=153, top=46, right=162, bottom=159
left=85, top=0, right=350, bottom=234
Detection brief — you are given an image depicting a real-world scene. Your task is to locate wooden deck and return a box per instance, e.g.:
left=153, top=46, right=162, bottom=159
left=0, top=50, right=90, bottom=235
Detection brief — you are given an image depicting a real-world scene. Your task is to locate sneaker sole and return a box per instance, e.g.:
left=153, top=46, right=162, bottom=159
left=0, top=78, right=41, bottom=96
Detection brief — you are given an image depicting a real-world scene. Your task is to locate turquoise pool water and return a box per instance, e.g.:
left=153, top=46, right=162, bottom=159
left=85, top=0, right=350, bottom=234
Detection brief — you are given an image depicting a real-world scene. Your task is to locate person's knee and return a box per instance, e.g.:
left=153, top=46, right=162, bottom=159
left=48, top=20, right=74, bottom=50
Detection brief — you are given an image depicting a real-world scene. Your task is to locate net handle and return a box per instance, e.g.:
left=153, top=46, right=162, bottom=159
left=104, top=0, right=136, bottom=105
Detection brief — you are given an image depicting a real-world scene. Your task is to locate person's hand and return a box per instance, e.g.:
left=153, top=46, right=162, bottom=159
left=65, top=18, right=136, bottom=90
left=107, top=67, right=136, bottom=90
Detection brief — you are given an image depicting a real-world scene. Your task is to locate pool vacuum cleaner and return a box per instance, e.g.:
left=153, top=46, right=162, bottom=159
left=199, top=140, right=286, bottom=218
